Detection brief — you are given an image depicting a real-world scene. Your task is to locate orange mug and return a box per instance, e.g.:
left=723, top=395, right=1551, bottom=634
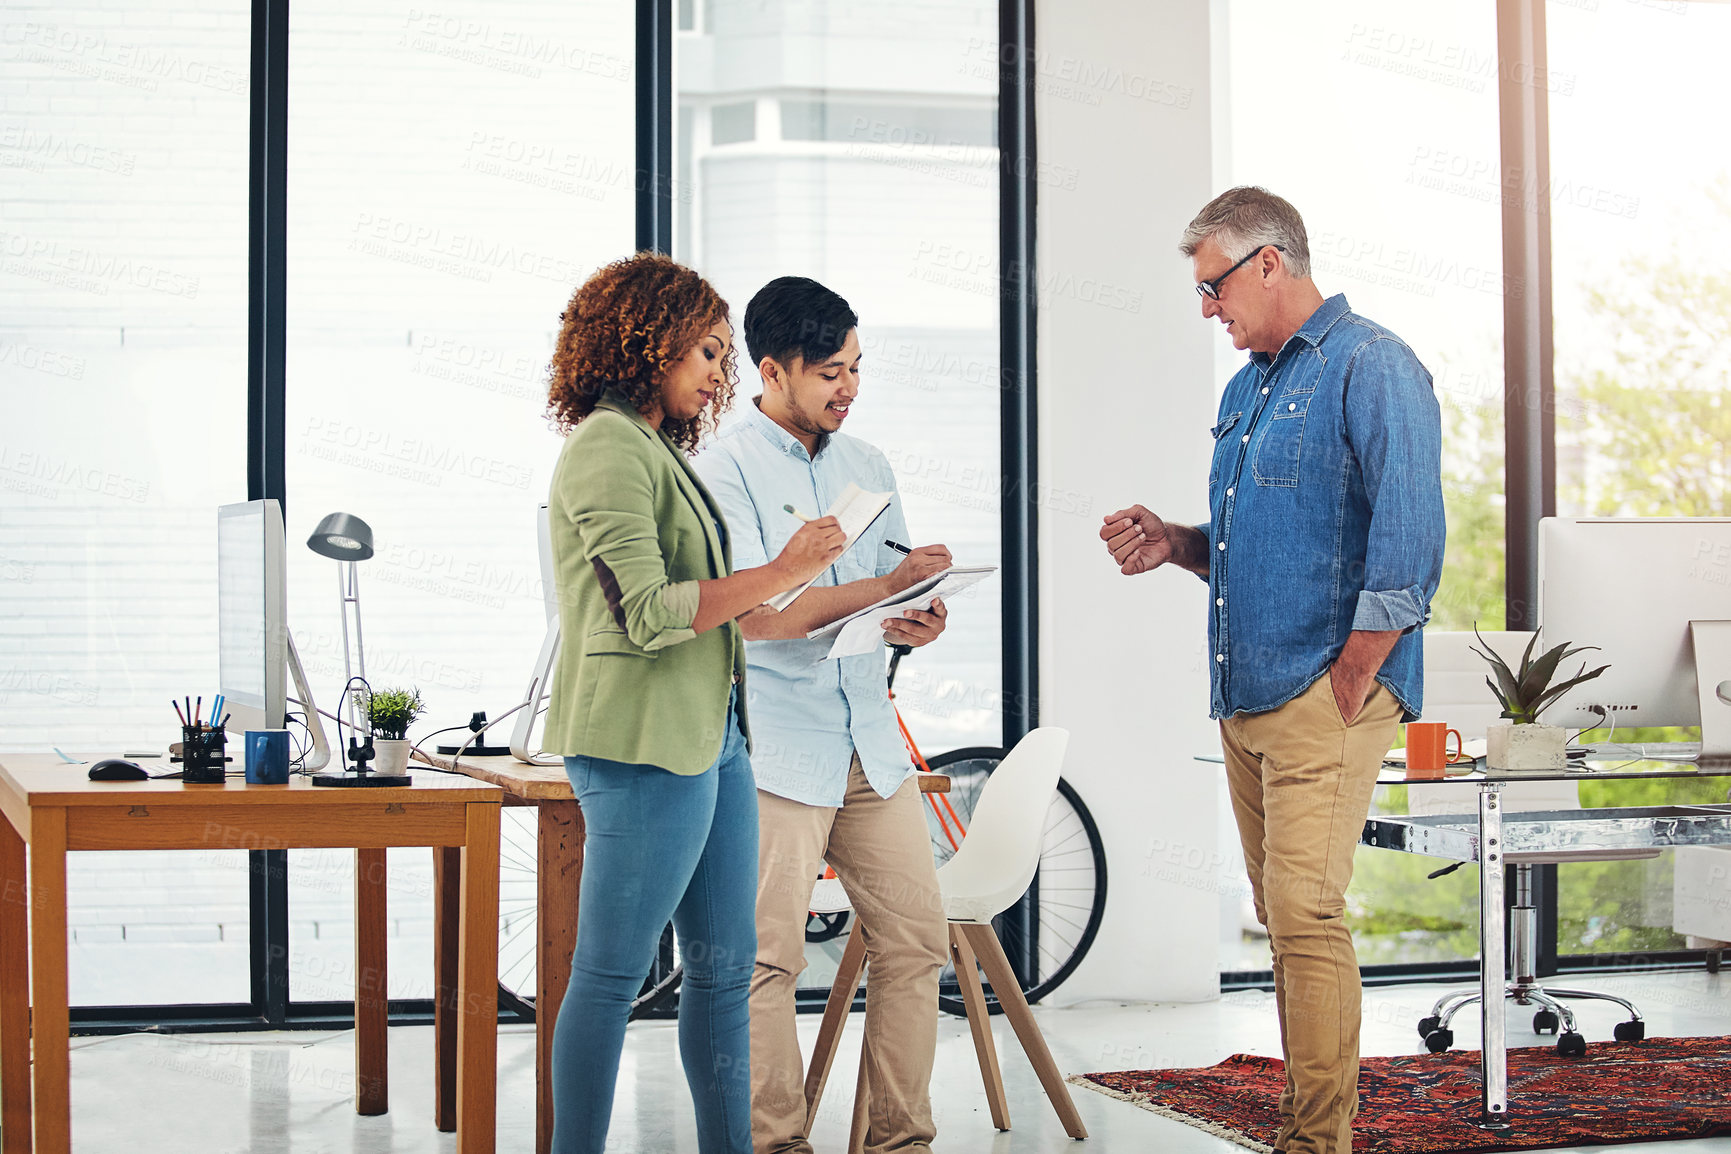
left=1405, top=721, right=1465, bottom=777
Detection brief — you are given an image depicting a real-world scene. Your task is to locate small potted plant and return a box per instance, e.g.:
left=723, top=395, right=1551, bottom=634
left=1471, top=626, right=1609, bottom=772
left=362, top=686, right=425, bottom=777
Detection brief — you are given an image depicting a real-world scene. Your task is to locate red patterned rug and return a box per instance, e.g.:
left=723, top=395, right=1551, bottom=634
left=1070, top=1036, right=1731, bottom=1153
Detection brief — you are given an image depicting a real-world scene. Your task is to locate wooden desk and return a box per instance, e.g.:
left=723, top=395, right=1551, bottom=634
left=417, top=749, right=949, bottom=1154
left=417, top=752, right=579, bottom=1154
left=0, top=755, right=502, bottom=1154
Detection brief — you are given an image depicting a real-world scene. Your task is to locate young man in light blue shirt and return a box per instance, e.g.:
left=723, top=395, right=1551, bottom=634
left=695, top=277, right=951, bottom=1154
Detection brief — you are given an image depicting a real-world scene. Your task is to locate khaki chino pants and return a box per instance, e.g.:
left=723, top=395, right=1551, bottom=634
left=1220, top=672, right=1402, bottom=1154
left=751, top=758, right=949, bottom=1154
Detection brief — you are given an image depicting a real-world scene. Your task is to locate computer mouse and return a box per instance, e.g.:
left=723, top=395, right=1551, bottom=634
left=88, top=758, right=148, bottom=781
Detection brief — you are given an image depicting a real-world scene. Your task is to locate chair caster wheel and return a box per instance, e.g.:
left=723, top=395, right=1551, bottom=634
left=1418, top=1015, right=1441, bottom=1039
left=1613, top=1020, right=1645, bottom=1042
left=1533, top=1009, right=1560, bottom=1034
left=1424, top=1029, right=1454, bottom=1053
left=1557, top=1032, right=1587, bottom=1057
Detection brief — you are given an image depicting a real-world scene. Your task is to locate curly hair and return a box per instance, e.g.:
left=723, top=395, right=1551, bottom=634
left=546, top=252, right=738, bottom=454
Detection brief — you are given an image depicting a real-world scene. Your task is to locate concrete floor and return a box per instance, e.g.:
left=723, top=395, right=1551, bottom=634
left=61, top=970, right=1731, bottom=1152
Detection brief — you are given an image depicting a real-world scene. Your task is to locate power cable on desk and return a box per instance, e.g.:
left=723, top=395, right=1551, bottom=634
left=284, top=709, right=314, bottom=769
left=287, top=694, right=368, bottom=775
left=1572, top=705, right=1650, bottom=771
left=293, top=698, right=539, bottom=775
left=408, top=699, right=534, bottom=772
left=406, top=722, right=481, bottom=774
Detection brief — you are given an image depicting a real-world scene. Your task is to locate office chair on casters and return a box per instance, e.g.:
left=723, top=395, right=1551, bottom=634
left=802, top=727, right=1089, bottom=1151
left=1409, top=632, right=1650, bottom=1058
left=1415, top=850, right=1650, bottom=1058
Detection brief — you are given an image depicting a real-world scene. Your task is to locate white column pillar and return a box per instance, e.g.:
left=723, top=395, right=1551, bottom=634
left=1036, top=0, right=1221, bottom=1003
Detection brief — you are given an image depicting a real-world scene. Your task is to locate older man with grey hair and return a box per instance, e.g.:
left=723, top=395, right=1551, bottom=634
left=1101, top=186, right=1445, bottom=1154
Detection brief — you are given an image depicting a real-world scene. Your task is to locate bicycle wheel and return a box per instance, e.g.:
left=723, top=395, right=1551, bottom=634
left=496, top=806, right=684, bottom=1022
left=498, top=807, right=539, bottom=1021
left=632, top=923, right=684, bottom=1020
left=923, top=747, right=1108, bottom=1016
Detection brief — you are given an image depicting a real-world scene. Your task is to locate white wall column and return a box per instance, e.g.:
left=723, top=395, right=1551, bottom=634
left=1036, top=0, right=1221, bottom=1003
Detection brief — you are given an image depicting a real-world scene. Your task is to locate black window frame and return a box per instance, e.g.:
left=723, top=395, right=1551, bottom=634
left=69, top=0, right=1041, bottom=1035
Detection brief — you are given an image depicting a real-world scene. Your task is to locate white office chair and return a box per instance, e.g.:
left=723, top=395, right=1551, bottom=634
left=1674, top=845, right=1731, bottom=972
left=803, top=727, right=1089, bottom=1150
left=1408, top=632, right=1650, bottom=1055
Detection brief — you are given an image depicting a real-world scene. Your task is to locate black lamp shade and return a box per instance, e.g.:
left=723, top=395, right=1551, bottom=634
left=307, top=512, right=374, bottom=561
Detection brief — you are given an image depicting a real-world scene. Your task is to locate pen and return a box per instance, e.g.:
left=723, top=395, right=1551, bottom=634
left=173, top=699, right=188, bottom=726
left=211, top=694, right=224, bottom=727
left=782, top=504, right=817, bottom=522
left=218, top=712, right=231, bottom=731
left=194, top=695, right=202, bottom=726
left=884, top=540, right=912, bottom=555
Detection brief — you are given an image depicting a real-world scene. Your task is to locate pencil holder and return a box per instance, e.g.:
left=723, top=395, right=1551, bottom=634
left=182, top=724, right=228, bottom=784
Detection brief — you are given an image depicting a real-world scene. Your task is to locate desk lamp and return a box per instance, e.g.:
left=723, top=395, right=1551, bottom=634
left=306, top=512, right=410, bottom=787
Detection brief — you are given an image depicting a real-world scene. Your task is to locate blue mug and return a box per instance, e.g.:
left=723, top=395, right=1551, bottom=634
left=245, top=729, right=291, bottom=784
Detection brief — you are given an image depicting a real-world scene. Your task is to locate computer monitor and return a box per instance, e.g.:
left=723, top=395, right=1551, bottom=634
left=217, top=500, right=330, bottom=769
left=217, top=500, right=286, bottom=731
left=1538, top=516, right=1731, bottom=759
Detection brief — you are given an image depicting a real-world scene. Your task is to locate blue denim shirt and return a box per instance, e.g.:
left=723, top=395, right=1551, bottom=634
left=694, top=400, right=913, bottom=807
left=1203, top=294, right=1444, bottom=721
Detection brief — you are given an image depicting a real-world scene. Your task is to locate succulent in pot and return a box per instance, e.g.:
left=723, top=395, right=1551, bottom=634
left=1471, top=627, right=1609, bottom=771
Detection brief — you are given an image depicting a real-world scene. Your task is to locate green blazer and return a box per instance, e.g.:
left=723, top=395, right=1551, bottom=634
left=541, top=393, right=749, bottom=774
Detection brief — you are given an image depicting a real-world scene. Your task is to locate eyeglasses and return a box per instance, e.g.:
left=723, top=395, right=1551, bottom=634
left=1195, top=244, right=1284, bottom=301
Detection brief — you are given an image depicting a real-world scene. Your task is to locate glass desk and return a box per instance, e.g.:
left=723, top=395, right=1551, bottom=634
left=1360, top=748, right=1731, bottom=1130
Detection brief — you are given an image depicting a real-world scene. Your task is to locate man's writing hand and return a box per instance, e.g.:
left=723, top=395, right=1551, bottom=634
left=888, top=544, right=951, bottom=593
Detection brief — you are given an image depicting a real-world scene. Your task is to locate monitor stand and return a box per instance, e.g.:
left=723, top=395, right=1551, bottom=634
left=1693, top=620, right=1731, bottom=762
left=286, top=631, right=332, bottom=772
left=509, top=622, right=563, bottom=765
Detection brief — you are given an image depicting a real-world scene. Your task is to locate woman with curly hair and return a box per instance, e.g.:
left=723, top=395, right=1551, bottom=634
left=540, top=252, right=844, bottom=1154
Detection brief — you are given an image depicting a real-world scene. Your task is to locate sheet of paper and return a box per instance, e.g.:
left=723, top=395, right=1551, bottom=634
left=815, top=566, right=996, bottom=659
left=765, top=482, right=892, bottom=612
left=1382, top=738, right=1488, bottom=764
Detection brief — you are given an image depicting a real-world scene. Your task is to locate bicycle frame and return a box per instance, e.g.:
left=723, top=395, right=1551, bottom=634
left=888, top=643, right=967, bottom=852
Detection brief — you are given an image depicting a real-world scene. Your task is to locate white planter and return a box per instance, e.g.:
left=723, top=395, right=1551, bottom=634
left=373, top=738, right=412, bottom=776
left=1485, top=722, right=1566, bottom=772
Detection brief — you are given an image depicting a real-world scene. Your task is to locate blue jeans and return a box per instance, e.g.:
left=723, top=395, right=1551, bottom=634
left=552, top=697, right=757, bottom=1154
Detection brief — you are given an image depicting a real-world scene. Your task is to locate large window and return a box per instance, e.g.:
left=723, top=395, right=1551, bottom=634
left=676, top=0, right=1004, bottom=754
left=0, top=4, right=253, bottom=1005
left=282, top=0, right=634, bottom=1003
left=1217, top=1, right=1505, bottom=973
left=1548, top=0, right=1731, bottom=959
left=2, top=0, right=1032, bottom=1026
left=1213, top=0, right=1731, bottom=979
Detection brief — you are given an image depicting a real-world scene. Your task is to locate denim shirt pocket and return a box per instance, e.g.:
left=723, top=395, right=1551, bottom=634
left=1252, top=352, right=1324, bottom=488
left=1208, top=411, right=1243, bottom=490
